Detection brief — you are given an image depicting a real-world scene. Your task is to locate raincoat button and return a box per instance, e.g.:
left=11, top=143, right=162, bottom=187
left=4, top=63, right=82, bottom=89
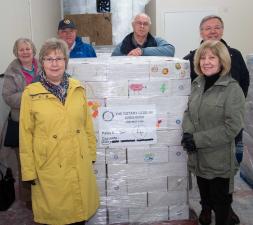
left=76, top=130, right=80, bottom=133
left=53, top=135, right=57, bottom=139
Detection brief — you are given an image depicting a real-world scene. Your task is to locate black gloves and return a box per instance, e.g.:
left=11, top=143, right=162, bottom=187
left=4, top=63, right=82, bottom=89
left=181, top=132, right=197, bottom=153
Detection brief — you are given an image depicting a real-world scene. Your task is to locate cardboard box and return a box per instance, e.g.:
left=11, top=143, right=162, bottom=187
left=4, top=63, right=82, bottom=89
left=128, top=80, right=171, bottom=97
left=171, top=78, right=191, bottom=96
left=156, top=129, right=182, bottom=146
left=167, top=112, right=183, bottom=129
left=96, top=178, right=106, bottom=196
left=149, top=59, right=190, bottom=79
left=169, top=204, right=189, bottom=220
left=127, top=146, right=169, bottom=163
left=87, top=98, right=105, bottom=131
left=128, top=206, right=169, bottom=223
left=85, top=81, right=128, bottom=98
left=86, top=206, right=107, bottom=225
left=107, top=192, right=148, bottom=208
left=108, top=207, right=129, bottom=224
left=67, top=59, right=107, bottom=81
left=148, top=190, right=187, bottom=207
left=127, top=177, right=168, bottom=193
left=106, top=148, right=127, bottom=164
left=65, top=13, right=112, bottom=45
left=168, top=145, right=187, bottom=162
left=93, top=162, right=106, bottom=178
left=167, top=176, right=188, bottom=191
left=107, top=178, right=128, bottom=196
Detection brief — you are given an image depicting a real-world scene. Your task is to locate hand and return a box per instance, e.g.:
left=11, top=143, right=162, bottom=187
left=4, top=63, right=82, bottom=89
left=181, top=133, right=197, bottom=153
left=24, top=180, right=36, bottom=186
left=181, top=132, right=193, bottom=144
left=235, top=141, right=243, bottom=164
left=127, top=48, right=142, bottom=56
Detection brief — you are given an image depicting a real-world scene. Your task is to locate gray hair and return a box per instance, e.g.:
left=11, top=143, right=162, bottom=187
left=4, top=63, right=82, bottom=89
left=13, top=38, right=36, bottom=57
left=39, top=38, right=69, bottom=69
left=199, top=15, right=224, bottom=30
left=132, top=13, right=151, bottom=25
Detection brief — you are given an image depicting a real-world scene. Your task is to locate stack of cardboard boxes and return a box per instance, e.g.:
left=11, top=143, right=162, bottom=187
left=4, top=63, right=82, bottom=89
left=67, top=56, right=191, bottom=224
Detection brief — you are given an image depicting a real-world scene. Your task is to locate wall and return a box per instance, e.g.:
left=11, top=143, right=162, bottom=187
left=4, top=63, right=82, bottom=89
left=0, top=0, right=61, bottom=73
left=146, top=0, right=253, bottom=58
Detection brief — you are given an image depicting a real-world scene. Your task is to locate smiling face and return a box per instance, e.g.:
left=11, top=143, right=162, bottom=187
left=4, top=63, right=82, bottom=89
left=17, top=41, right=34, bottom=66
left=200, top=48, right=221, bottom=76
left=42, top=50, right=66, bottom=84
left=58, top=28, right=77, bottom=49
left=200, top=18, right=224, bottom=41
left=132, top=14, right=151, bottom=38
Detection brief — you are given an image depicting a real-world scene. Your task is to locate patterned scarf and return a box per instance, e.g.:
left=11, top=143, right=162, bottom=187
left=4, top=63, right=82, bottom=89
left=39, top=71, right=69, bottom=104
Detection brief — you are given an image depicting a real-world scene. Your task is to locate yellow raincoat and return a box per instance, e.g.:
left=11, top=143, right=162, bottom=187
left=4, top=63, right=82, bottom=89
left=19, top=78, right=99, bottom=224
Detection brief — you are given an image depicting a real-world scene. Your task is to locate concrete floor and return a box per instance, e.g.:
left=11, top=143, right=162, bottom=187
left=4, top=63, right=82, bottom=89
left=0, top=145, right=253, bottom=225
left=189, top=172, right=253, bottom=225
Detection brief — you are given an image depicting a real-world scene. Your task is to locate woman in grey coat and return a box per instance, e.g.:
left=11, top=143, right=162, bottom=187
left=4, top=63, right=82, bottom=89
left=2, top=38, right=39, bottom=209
left=182, top=40, right=245, bottom=225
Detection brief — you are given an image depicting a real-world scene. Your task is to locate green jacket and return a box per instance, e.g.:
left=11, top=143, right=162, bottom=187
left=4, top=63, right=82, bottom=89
left=182, top=74, right=245, bottom=181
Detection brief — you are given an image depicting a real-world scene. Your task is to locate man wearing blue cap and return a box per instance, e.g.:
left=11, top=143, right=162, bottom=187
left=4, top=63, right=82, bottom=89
left=58, top=18, right=96, bottom=58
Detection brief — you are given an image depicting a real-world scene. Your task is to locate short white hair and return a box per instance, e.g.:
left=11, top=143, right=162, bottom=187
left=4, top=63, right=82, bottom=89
left=132, top=13, right=151, bottom=25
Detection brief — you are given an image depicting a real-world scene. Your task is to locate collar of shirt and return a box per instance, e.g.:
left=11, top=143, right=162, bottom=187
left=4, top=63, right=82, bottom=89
left=69, top=41, right=76, bottom=52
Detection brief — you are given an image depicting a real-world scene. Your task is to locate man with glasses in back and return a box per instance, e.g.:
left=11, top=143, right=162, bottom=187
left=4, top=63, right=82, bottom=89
left=184, top=15, right=249, bottom=225
left=111, top=13, right=175, bottom=56
left=57, top=18, right=96, bottom=58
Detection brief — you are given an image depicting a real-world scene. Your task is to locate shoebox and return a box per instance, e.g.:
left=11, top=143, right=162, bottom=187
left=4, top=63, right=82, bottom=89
left=167, top=176, right=188, bottom=191
left=93, top=162, right=106, bottom=178
left=127, top=146, right=169, bottom=163
left=106, top=192, right=148, bottom=208
left=128, top=80, right=171, bottom=97
left=128, top=206, right=169, bottom=223
left=156, top=129, right=182, bottom=146
left=127, top=176, right=168, bottom=193
left=148, top=190, right=187, bottom=207
left=107, top=207, right=129, bottom=224
left=170, top=78, right=191, bottom=96
left=106, top=148, right=127, bottom=164
left=85, top=80, right=128, bottom=98
left=107, top=178, right=128, bottom=196
left=149, top=58, right=190, bottom=80
left=169, top=203, right=189, bottom=220
left=67, top=58, right=107, bottom=81
left=168, top=145, right=187, bottom=162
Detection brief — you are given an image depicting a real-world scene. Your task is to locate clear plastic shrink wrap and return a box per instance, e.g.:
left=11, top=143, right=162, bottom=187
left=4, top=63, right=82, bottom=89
left=240, top=54, right=253, bottom=188
left=67, top=56, right=198, bottom=224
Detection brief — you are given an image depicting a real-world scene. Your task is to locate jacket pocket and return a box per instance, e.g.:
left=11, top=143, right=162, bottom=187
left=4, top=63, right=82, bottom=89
left=33, top=136, right=57, bottom=169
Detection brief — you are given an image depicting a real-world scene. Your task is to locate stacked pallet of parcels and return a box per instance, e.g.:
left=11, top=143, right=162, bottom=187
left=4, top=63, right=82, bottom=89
left=240, top=54, right=253, bottom=187
left=67, top=56, right=191, bottom=224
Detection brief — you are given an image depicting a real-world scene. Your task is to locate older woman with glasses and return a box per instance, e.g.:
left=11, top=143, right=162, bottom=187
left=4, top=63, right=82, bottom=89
left=2, top=37, right=39, bottom=209
left=19, top=38, right=99, bottom=225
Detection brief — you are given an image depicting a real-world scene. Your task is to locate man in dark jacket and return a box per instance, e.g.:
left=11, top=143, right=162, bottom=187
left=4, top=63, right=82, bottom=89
left=111, top=13, right=175, bottom=56
left=57, top=18, right=96, bottom=58
left=184, top=15, right=249, bottom=225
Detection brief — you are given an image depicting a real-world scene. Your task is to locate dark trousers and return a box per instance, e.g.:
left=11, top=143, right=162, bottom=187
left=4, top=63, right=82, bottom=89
left=197, top=176, right=232, bottom=225
left=44, top=221, right=85, bottom=225
left=70, top=222, right=85, bottom=225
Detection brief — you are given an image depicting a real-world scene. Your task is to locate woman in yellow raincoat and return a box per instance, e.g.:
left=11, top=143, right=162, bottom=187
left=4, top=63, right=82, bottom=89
left=19, top=38, right=99, bottom=225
